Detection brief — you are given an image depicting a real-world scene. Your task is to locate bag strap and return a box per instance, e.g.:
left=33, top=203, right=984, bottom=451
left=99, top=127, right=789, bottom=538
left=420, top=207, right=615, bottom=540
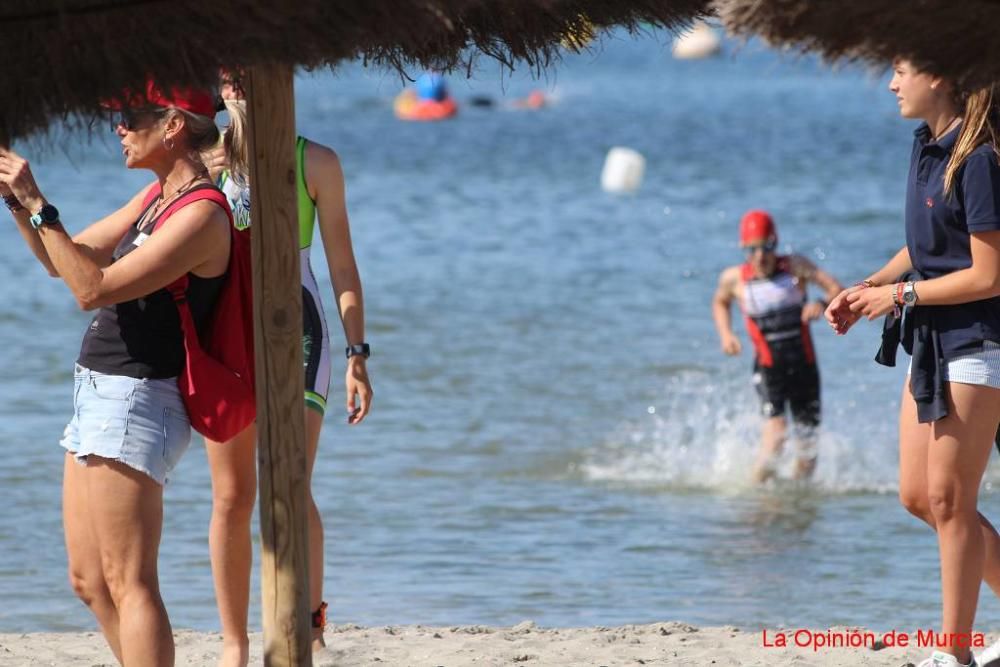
left=144, top=184, right=234, bottom=302
left=151, top=184, right=232, bottom=234
left=141, top=182, right=161, bottom=209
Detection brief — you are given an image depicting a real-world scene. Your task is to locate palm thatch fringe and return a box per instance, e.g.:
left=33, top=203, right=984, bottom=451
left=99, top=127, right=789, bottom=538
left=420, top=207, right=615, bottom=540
left=0, top=0, right=710, bottom=141
left=715, top=0, right=1000, bottom=90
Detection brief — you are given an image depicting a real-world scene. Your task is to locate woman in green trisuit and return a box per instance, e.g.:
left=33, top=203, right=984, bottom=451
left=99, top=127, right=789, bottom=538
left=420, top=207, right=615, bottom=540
left=204, top=74, right=373, bottom=667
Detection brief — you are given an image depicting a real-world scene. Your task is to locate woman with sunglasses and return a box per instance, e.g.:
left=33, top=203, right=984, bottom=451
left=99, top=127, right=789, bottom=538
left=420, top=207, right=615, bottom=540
left=0, top=83, right=229, bottom=666
left=826, top=60, right=1000, bottom=667
left=712, top=210, right=843, bottom=483
left=200, top=74, right=372, bottom=667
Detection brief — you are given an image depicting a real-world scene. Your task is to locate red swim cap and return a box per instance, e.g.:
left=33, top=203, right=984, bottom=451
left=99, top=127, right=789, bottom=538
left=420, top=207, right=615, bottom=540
left=103, top=78, right=217, bottom=119
left=739, top=210, right=777, bottom=245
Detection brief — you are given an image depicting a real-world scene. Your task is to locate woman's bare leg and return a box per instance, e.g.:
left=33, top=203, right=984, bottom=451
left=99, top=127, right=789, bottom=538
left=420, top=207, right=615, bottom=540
left=926, top=383, right=1000, bottom=663
left=205, top=425, right=258, bottom=667
left=63, top=454, right=123, bottom=663
left=86, top=456, right=173, bottom=666
left=305, top=407, right=326, bottom=650
left=898, top=382, right=934, bottom=523
left=753, top=416, right=787, bottom=483
left=897, top=382, right=1000, bottom=595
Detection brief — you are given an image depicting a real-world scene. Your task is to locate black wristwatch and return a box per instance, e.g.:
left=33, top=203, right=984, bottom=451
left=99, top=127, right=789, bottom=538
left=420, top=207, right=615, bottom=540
left=29, top=203, right=60, bottom=229
left=345, top=343, right=370, bottom=359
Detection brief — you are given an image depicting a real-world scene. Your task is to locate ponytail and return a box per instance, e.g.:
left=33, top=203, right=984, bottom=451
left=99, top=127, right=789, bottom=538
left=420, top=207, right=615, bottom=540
left=944, top=84, right=1000, bottom=196
left=223, top=98, right=250, bottom=186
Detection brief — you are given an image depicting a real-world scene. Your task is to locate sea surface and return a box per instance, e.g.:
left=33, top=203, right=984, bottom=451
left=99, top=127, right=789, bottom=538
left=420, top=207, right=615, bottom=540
left=1, top=29, right=996, bottom=635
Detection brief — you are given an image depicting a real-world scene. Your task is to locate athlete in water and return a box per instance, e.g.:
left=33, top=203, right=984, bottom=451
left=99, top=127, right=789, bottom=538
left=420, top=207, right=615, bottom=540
left=712, top=210, right=843, bottom=483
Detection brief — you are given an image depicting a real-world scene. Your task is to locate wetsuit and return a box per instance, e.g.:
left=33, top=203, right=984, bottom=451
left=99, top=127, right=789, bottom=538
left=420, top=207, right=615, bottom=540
left=740, top=257, right=821, bottom=427
left=220, top=136, right=332, bottom=415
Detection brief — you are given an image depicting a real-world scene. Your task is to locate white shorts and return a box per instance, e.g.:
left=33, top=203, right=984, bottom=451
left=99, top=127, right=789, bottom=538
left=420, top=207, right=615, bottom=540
left=908, top=340, right=1000, bottom=389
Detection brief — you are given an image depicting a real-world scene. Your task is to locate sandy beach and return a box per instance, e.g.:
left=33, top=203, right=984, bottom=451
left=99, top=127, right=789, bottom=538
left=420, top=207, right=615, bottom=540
left=0, top=621, right=982, bottom=666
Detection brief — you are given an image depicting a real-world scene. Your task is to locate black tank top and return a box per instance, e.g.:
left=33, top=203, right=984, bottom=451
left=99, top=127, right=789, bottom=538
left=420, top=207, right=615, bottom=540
left=77, top=189, right=227, bottom=379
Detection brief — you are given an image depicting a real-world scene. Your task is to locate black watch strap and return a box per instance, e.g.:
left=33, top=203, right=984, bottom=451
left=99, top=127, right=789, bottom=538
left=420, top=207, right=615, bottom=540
left=346, top=343, right=370, bottom=359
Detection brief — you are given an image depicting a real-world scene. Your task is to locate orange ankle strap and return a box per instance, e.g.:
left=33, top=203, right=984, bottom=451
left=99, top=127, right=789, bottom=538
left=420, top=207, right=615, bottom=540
left=311, top=601, right=328, bottom=630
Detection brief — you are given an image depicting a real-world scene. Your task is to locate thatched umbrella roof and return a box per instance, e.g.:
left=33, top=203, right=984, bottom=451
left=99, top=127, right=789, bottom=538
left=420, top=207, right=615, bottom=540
left=1, top=0, right=710, bottom=142
left=716, top=0, right=1000, bottom=90
left=3, top=3, right=713, bottom=665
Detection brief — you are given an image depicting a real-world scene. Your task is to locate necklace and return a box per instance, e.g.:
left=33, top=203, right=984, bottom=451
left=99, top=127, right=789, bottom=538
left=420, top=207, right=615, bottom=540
left=141, top=168, right=209, bottom=230
left=933, top=116, right=961, bottom=142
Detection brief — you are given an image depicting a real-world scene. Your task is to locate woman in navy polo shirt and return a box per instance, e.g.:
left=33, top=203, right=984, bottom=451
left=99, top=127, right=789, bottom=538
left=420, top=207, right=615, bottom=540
left=826, top=60, right=1000, bottom=667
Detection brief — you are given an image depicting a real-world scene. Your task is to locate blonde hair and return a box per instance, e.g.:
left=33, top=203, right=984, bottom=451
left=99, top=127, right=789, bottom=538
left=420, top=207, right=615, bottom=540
left=222, top=98, right=250, bottom=185
left=161, top=107, right=220, bottom=161
left=945, top=84, right=1000, bottom=196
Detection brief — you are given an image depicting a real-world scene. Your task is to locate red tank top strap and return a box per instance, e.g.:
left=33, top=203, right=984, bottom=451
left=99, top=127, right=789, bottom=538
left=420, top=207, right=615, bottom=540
left=143, top=184, right=233, bottom=297
left=141, top=182, right=160, bottom=209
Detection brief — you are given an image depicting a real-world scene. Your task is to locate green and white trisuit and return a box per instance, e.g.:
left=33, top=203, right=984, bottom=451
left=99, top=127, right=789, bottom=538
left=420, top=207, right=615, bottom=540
left=219, top=136, right=332, bottom=414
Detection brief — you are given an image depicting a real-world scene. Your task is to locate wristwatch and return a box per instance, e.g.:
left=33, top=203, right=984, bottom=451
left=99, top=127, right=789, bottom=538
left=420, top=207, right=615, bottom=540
left=29, top=203, right=60, bottom=229
left=345, top=343, right=371, bottom=359
left=902, top=281, right=919, bottom=306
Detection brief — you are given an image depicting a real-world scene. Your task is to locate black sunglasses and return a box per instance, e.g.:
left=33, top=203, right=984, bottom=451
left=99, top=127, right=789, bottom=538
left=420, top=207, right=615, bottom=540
left=743, top=240, right=778, bottom=255
left=111, top=107, right=166, bottom=132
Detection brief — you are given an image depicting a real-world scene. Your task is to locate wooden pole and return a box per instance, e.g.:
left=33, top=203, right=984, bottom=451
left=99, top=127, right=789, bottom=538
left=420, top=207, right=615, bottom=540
left=245, top=65, right=312, bottom=667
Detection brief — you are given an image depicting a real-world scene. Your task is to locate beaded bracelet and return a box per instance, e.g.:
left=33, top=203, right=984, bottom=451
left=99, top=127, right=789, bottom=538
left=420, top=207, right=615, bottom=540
left=2, top=194, right=22, bottom=213
left=892, top=283, right=904, bottom=319
left=854, top=279, right=876, bottom=289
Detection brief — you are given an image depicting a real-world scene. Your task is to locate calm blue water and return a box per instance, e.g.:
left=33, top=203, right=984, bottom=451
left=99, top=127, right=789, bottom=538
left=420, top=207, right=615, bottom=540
left=2, top=30, right=998, bottom=635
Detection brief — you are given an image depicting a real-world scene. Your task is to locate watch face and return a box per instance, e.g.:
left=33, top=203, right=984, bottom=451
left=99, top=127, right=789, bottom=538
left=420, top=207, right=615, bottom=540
left=40, top=204, right=59, bottom=223
left=346, top=343, right=370, bottom=358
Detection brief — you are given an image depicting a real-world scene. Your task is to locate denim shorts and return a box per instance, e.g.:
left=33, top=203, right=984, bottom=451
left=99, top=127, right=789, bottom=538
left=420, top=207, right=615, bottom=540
left=60, top=364, right=192, bottom=485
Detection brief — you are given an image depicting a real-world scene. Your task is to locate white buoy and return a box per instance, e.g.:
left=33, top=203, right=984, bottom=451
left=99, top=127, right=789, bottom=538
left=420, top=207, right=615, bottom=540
left=672, top=22, right=721, bottom=60
left=601, top=147, right=646, bottom=194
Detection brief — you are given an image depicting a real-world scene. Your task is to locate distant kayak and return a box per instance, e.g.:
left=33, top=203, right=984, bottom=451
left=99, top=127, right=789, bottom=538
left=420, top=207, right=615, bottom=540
left=394, top=89, right=458, bottom=121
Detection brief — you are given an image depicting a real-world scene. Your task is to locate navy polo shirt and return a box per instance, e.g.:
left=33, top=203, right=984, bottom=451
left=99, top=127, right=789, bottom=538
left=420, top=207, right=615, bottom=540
left=906, top=122, right=1000, bottom=358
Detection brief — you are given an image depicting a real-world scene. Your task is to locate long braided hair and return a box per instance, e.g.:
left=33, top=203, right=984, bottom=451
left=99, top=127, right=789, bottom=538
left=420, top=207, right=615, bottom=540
left=945, top=83, right=1000, bottom=196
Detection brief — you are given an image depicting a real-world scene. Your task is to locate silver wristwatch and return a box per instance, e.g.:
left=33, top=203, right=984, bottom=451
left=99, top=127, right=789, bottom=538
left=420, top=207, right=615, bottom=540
left=902, top=281, right=918, bottom=306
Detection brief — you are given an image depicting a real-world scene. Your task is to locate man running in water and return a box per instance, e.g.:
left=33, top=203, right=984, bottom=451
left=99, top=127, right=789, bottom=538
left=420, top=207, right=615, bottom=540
left=712, top=210, right=843, bottom=483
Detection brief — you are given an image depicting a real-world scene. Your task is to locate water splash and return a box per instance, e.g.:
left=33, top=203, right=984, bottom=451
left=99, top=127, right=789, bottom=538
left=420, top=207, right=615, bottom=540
left=579, top=370, right=902, bottom=494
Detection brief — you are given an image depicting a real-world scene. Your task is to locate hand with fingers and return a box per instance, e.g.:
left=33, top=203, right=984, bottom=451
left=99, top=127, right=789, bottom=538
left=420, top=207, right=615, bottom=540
left=846, top=284, right=897, bottom=321
left=721, top=333, right=741, bottom=355
left=202, top=144, right=228, bottom=182
left=825, top=285, right=868, bottom=335
left=801, top=301, right=825, bottom=322
left=0, top=147, right=45, bottom=212
left=346, top=358, right=373, bottom=425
